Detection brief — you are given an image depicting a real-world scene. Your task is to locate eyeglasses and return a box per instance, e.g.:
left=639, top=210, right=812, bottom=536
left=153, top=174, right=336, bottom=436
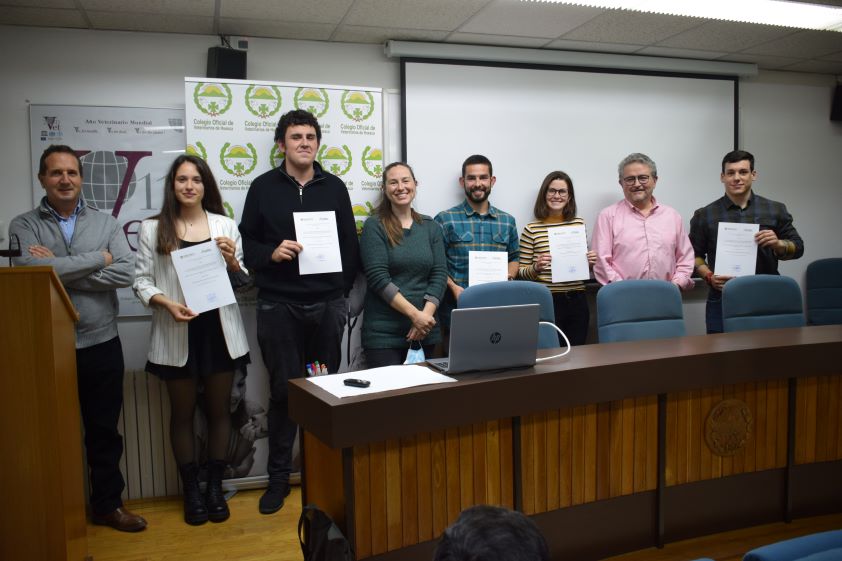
left=622, top=175, right=652, bottom=186
left=546, top=188, right=568, bottom=197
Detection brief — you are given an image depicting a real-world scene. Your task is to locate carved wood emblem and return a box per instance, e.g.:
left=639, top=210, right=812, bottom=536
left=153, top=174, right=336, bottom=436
left=705, top=399, right=753, bottom=456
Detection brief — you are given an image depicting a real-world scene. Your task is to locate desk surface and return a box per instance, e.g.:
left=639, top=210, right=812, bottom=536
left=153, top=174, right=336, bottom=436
left=290, top=325, right=842, bottom=449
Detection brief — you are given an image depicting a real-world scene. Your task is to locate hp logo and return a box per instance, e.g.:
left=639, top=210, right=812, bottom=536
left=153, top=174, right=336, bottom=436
left=489, top=332, right=502, bottom=344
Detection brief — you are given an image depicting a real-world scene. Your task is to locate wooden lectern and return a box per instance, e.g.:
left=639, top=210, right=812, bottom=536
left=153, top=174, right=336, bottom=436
left=0, top=267, right=89, bottom=561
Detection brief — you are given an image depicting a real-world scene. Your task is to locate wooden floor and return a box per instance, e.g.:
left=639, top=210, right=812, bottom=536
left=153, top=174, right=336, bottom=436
left=87, top=489, right=842, bottom=561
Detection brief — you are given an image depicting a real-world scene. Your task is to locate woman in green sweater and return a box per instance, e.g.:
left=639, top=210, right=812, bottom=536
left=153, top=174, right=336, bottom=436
left=360, top=162, right=447, bottom=367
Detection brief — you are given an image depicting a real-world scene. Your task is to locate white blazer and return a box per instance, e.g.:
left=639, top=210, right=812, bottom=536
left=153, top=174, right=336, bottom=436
left=133, top=212, right=250, bottom=367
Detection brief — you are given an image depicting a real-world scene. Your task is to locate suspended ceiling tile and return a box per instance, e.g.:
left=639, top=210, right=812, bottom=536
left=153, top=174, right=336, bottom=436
left=2, top=0, right=75, bottom=7
left=657, top=21, right=794, bottom=53
left=458, top=0, right=602, bottom=38
left=87, top=11, right=214, bottom=33
left=0, top=7, right=87, bottom=27
left=218, top=17, right=335, bottom=40
left=332, top=24, right=449, bottom=44
left=81, top=0, right=215, bottom=16
left=561, top=10, right=703, bottom=46
left=219, top=0, right=354, bottom=24
left=343, top=0, right=489, bottom=31
left=779, top=58, right=842, bottom=74
left=743, top=29, right=842, bottom=58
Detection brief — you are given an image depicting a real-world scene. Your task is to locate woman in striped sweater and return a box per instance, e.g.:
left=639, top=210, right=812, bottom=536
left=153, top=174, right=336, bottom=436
left=517, top=171, right=596, bottom=346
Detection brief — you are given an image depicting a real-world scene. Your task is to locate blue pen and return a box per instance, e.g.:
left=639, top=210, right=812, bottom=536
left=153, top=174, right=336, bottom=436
left=305, top=363, right=314, bottom=376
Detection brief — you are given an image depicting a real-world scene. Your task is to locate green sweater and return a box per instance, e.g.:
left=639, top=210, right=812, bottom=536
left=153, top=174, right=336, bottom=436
left=360, top=215, right=447, bottom=350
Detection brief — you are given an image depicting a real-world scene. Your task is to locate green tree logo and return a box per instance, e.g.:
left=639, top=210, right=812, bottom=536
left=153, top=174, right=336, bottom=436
left=341, top=91, right=375, bottom=122
left=219, top=143, right=258, bottom=177
left=185, top=142, right=208, bottom=161
left=269, top=144, right=285, bottom=169
left=293, top=87, right=330, bottom=118
left=193, top=83, right=233, bottom=117
left=316, top=145, right=353, bottom=177
left=245, top=85, right=282, bottom=119
left=361, top=146, right=383, bottom=178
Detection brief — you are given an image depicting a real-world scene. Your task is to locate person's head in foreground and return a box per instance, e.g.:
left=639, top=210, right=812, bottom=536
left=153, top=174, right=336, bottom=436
left=433, top=505, right=550, bottom=561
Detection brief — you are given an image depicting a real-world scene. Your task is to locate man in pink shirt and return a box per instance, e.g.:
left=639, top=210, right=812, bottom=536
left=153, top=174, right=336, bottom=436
left=591, top=153, right=694, bottom=290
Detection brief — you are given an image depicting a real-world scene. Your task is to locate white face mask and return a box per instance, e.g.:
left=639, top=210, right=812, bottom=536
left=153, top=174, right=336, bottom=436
left=404, top=341, right=426, bottom=365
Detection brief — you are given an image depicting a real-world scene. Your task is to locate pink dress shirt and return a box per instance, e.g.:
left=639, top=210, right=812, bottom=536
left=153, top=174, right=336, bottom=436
left=591, top=198, right=695, bottom=290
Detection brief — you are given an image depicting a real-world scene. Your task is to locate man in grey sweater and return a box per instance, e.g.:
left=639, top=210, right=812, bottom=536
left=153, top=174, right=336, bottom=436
left=10, top=145, right=145, bottom=532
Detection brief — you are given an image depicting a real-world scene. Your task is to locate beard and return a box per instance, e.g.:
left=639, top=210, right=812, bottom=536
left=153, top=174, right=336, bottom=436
left=465, top=186, right=490, bottom=204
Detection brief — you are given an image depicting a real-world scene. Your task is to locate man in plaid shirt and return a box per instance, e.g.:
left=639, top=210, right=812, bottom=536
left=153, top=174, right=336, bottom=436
left=690, top=149, right=804, bottom=333
left=434, top=155, right=519, bottom=329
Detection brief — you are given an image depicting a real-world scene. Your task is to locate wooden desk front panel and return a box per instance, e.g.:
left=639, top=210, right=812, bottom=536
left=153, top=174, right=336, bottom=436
left=795, top=375, right=842, bottom=465
left=351, top=419, right=513, bottom=558
left=521, top=397, right=658, bottom=516
left=665, top=381, right=788, bottom=487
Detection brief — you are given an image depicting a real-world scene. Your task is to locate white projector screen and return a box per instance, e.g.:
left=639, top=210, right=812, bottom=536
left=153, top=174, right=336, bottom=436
left=403, top=60, right=737, bottom=243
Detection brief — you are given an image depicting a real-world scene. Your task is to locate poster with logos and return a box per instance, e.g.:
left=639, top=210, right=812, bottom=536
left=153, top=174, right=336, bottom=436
left=29, top=104, right=186, bottom=316
left=183, top=77, right=384, bottom=238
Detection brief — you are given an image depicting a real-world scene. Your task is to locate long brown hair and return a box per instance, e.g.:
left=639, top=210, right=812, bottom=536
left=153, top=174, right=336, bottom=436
left=533, top=170, right=577, bottom=221
left=154, top=154, right=225, bottom=254
left=377, top=162, right=423, bottom=247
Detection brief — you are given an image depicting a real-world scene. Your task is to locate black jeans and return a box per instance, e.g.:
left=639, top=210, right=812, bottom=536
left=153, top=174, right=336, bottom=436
left=552, top=290, right=590, bottom=346
left=257, top=297, right=346, bottom=482
left=706, top=288, right=724, bottom=334
left=76, top=336, right=126, bottom=516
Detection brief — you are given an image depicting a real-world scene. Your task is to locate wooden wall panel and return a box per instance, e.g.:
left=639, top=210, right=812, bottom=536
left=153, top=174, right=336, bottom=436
left=665, top=382, right=788, bottom=486
left=352, top=420, right=513, bottom=558
left=795, top=375, right=842, bottom=465
left=522, top=400, right=657, bottom=515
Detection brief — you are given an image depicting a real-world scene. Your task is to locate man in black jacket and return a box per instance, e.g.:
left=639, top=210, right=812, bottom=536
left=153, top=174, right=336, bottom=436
left=240, top=109, right=359, bottom=514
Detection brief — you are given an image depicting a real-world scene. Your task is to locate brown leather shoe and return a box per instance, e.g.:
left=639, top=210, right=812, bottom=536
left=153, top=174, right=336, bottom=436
left=92, top=507, right=147, bottom=532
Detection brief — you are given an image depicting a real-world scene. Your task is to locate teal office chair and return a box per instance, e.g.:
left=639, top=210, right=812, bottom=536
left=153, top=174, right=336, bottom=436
left=722, top=275, right=805, bottom=333
left=596, top=280, right=686, bottom=343
left=458, top=280, right=558, bottom=349
left=805, top=257, right=842, bottom=326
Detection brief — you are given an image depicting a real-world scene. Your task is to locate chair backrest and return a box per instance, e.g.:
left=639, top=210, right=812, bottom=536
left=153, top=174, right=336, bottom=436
left=742, top=529, right=842, bottom=561
left=722, top=274, right=805, bottom=333
left=596, top=280, right=686, bottom=343
left=458, top=281, right=558, bottom=349
left=805, top=257, right=842, bottom=326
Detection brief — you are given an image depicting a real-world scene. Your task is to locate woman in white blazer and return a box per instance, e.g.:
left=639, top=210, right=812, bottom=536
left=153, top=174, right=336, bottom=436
left=133, top=155, right=249, bottom=526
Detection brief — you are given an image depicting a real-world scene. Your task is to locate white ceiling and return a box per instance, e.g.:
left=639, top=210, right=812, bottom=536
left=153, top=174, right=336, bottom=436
left=3, top=0, right=842, bottom=75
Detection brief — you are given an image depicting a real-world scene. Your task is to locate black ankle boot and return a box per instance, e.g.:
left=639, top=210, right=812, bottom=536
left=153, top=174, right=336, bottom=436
left=178, top=462, right=208, bottom=525
left=206, top=459, right=230, bottom=522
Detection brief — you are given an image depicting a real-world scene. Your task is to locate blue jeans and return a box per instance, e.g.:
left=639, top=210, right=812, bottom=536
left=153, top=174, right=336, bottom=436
left=706, top=289, right=724, bottom=334
left=256, top=297, right=346, bottom=482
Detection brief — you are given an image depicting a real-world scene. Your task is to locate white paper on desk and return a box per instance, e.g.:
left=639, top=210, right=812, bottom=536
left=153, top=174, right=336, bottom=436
left=293, top=211, right=342, bottom=275
left=468, top=251, right=508, bottom=286
left=714, top=222, right=759, bottom=277
left=548, top=225, right=589, bottom=283
left=171, top=240, right=236, bottom=314
left=306, top=365, right=456, bottom=398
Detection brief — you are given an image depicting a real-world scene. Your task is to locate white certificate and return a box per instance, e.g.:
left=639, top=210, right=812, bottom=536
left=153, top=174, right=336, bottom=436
left=468, top=251, right=508, bottom=286
left=171, top=240, right=237, bottom=314
left=714, top=222, right=759, bottom=277
left=293, top=211, right=343, bottom=275
left=548, top=225, right=590, bottom=283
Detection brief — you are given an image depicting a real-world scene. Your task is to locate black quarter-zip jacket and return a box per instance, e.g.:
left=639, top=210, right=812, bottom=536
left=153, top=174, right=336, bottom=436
left=239, top=160, right=359, bottom=303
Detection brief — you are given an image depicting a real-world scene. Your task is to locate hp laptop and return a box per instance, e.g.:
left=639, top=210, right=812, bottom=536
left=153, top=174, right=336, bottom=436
left=427, top=304, right=539, bottom=374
